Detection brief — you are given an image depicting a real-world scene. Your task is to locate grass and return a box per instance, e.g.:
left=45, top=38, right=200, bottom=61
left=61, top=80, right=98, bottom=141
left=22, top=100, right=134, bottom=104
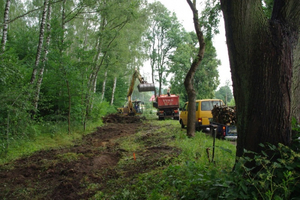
left=1, top=114, right=238, bottom=199
left=0, top=119, right=103, bottom=165
left=94, top=117, right=237, bottom=199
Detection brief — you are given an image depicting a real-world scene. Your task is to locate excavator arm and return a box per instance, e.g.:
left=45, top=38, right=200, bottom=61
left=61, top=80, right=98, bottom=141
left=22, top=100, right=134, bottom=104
left=119, top=68, right=155, bottom=116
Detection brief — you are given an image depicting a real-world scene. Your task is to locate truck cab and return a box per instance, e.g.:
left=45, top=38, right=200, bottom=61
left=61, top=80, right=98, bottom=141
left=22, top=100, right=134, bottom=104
left=179, top=99, right=224, bottom=131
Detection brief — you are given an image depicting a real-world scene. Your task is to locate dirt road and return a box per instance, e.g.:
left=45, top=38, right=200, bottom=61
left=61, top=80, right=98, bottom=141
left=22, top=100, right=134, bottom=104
left=0, top=114, right=180, bottom=199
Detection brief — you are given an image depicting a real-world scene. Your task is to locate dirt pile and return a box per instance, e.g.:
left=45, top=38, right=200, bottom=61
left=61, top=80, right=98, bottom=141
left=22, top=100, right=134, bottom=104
left=102, top=113, right=146, bottom=123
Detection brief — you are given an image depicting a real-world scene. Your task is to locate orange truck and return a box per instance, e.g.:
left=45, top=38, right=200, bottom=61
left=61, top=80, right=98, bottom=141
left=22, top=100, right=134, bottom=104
left=153, top=94, right=180, bottom=120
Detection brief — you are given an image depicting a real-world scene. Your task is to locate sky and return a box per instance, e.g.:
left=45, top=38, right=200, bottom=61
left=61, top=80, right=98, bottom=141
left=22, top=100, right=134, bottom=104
left=144, top=0, right=232, bottom=89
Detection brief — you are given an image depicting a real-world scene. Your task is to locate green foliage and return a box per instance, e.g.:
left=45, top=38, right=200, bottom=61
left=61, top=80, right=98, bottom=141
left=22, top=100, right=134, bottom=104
left=262, top=0, right=274, bottom=18
left=90, top=99, right=116, bottom=121
left=227, top=98, right=235, bottom=106
left=105, top=121, right=236, bottom=199
left=146, top=1, right=183, bottom=95
left=201, top=0, right=221, bottom=40
left=0, top=51, right=35, bottom=156
left=0, top=0, right=152, bottom=154
left=215, top=84, right=233, bottom=105
left=169, top=35, right=220, bottom=104
left=96, top=119, right=300, bottom=199
left=223, top=143, right=300, bottom=200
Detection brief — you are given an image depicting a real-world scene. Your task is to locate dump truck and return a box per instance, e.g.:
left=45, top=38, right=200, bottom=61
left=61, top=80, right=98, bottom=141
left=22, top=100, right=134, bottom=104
left=153, top=94, right=180, bottom=120
left=118, top=69, right=155, bottom=116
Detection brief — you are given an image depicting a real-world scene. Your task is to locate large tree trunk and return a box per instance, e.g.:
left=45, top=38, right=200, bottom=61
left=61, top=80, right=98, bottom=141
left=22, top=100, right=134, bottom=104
left=1, top=0, right=10, bottom=54
left=220, top=0, right=300, bottom=158
left=185, top=0, right=205, bottom=137
left=30, top=0, right=49, bottom=84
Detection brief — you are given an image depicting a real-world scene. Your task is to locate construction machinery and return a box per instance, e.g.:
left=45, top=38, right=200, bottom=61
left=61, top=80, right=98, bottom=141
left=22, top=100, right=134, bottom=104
left=153, top=94, right=180, bottom=120
left=118, top=69, right=155, bottom=116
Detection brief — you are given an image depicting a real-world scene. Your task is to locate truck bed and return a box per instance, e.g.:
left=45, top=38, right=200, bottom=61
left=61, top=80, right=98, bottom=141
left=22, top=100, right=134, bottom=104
left=157, top=95, right=179, bottom=109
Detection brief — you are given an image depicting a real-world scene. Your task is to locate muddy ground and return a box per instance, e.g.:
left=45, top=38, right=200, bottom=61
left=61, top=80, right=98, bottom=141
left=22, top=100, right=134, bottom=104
left=0, top=114, right=181, bottom=199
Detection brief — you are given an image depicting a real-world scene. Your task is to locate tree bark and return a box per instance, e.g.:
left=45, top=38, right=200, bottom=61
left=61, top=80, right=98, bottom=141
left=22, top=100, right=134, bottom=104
left=220, top=0, right=300, bottom=157
left=185, top=0, right=205, bottom=137
left=1, top=0, right=11, bottom=54
left=292, top=42, right=300, bottom=124
left=30, top=0, right=49, bottom=84
left=101, top=70, right=108, bottom=101
left=111, top=77, right=117, bottom=105
left=34, top=2, right=52, bottom=111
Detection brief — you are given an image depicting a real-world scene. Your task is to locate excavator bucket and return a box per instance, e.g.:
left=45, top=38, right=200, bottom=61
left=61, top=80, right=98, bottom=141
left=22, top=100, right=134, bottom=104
left=137, top=83, right=155, bottom=92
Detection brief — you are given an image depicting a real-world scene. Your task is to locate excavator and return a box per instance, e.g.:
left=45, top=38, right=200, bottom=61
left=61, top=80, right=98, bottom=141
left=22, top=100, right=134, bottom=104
left=117, top=68, right=155, bottom=116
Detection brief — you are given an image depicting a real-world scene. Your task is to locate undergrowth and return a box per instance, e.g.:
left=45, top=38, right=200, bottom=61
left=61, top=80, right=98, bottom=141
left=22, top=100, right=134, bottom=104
left=99, top=119, right=300, bottom=200
left=99, top=119, right=237, bottom=199
left=0, top=119, right=103, bottom=164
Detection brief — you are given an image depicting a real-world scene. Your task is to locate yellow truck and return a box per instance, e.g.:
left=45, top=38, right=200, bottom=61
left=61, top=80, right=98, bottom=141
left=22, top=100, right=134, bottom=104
left=179, top=99, right=224, bottom=131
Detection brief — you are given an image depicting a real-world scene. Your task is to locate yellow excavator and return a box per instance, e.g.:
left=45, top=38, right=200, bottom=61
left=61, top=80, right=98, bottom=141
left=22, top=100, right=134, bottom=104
left=118, top=68, right=155, bottom=116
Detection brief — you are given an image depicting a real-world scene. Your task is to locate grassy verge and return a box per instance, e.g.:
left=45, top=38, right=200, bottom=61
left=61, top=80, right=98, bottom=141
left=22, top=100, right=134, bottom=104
left=0, top=119, right=103, bottom=164
left=93, top=118, right=237, bottom=199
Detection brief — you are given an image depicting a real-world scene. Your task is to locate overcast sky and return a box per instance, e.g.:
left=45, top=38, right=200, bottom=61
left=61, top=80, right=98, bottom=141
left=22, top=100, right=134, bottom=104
left=144, top=0, right=232, bottom=89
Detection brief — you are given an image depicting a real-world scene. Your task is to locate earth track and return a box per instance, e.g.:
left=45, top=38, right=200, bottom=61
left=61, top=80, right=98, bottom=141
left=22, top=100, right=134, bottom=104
left=0, top=114, right=181, bottom=199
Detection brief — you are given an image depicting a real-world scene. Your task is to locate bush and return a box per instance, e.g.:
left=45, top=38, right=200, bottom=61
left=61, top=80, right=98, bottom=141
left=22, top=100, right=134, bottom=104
left=221, top=142, right=300, bottom=200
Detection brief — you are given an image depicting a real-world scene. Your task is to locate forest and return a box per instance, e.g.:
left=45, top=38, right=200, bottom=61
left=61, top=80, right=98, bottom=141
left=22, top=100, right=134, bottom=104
left=0, top=0, right=223, bottom=155
left=1, top=0, right=300, bottom=199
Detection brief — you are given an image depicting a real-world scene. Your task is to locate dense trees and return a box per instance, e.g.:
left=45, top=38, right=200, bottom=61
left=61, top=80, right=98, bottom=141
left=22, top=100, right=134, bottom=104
left=0, top=0, right=149, bottom=151
left=220, top=0, right=300, bottom=158
left=215, top=81, right=233, bottom=105
left=0, top=0, right=222, bottom=153
left=146, top=2, right=183, bottom=97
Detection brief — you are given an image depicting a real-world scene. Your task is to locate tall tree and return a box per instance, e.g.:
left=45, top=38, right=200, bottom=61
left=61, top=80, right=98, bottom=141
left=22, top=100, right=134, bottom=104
left=33, top=1, right=52, bottom=111
left=146, top=2, right=182, bottom=96
left=220, top=0, right=300, bottom=158
left=185, top=0, right=206, bottom=137
left=30, top=0, right=48, bottom=85
left=1, top=0, right=11, bottom=53
left=169, top=33, right=220, bottom=104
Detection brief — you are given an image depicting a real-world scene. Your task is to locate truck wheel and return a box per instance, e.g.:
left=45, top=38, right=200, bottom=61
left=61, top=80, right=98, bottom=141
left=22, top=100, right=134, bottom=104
left=180, top=120, right=185, bottom=128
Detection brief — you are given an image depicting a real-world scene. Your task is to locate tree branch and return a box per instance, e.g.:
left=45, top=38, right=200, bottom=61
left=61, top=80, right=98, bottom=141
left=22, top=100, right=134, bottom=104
left=0, top=0, right=63, bottom=28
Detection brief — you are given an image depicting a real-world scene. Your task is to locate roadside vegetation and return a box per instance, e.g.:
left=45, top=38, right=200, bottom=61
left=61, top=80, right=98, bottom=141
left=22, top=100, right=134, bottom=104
left=1, top=109, right=300, bottom=199
left=0, top=101, right=115, bottom=165
left=98, top=116, right=300, bottom=200
left=99, top=117, right=236, bottom=199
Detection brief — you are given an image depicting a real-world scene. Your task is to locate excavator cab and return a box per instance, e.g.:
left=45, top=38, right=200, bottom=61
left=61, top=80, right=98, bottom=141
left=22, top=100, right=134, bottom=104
left=132, top=100, right=144, bottom=114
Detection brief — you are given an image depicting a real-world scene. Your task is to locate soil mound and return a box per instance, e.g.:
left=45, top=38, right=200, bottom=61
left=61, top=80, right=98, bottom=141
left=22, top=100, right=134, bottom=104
left=102, top=113, right=146, bottom=123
